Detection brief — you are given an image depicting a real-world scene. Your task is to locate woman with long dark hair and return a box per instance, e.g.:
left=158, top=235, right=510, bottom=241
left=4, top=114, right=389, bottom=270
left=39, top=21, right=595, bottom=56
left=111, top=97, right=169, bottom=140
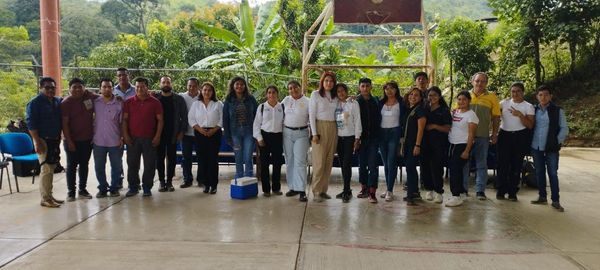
left=378, top=81, right=404, bottom=203
left=421, top=86, right=452, bottom=203
left=188, top=82, right=223, bottom=194
left=223, top=77, right=259, bottom=178
left=401, top=87, right=427, bottom=206
left=309, top=71, right=338, bottom=202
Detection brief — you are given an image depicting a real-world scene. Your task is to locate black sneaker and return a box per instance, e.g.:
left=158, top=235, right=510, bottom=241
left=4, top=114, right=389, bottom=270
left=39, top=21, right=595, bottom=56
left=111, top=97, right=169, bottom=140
left=476, top=192, right=487, bottom=200
left=507, top=194, right=518, bottom=201
left=167, top=184, right=175, bottom=192
left=79, top=190, right=93, bottom=199
left=413, top=192, right=422, bottom=201
left=342, top=192, right=351, bottom=203
left=142, top=188, right=152, bottom=197
left=299, top=192, right=307, bottom=202
left=96, top=191, right=108, bottom=198
left=285, top=190, right=299, bottom=197
left=496, top=193, right=506, bottom=200
left=406, top=198, right=417, bottom=206
left=125, top=189, right=139, bottom=197
left=180, top=182, right=192, bottom=188
left=336, top=191, right=345, bottom=199
left=209, top=187, right=217, bottom=194
left=158, top=184, right=167, bottom=192
left=551, top=201, right=564, bottom=212
left=273, top=191, right=283, bottom=196
left=66, top=192, right=76, bottom=202
left=357, top=188, right=368, bottom=199
left=109, top=191, right=120, bottom=197
left=203, top=186, right=210, bottom=193
left=531, top=197, right=548, bottom=204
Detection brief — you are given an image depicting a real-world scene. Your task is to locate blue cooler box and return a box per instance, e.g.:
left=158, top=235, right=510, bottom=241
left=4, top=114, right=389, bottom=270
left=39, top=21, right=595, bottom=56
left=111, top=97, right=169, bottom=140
left=230, top=177, right=258, bottom=200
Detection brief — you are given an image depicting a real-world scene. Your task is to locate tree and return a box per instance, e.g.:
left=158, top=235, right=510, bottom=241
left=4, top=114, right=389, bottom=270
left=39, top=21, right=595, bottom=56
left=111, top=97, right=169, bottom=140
left=436, top=18, right=493, bottom=89
left=61, top=11, right=118, bottom=64
left=100, top=0, right=163, bottom=34
left=489, top=0, right=551, bottom=86
left=0, top=68, right=38, bottom=127
left=0, top=26, right=35, bottom=63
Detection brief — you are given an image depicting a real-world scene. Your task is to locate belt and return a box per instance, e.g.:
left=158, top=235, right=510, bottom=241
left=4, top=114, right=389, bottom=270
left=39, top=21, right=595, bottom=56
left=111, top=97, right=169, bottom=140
left=500, top=129, right=527, bottom=134
left=285, top=125, right=308, bottom=130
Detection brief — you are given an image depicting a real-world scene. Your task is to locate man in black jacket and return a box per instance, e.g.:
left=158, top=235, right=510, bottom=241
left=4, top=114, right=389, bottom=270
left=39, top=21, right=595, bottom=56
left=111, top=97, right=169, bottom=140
left=155, top=76, right=188, bottom=192
left=355, top=78, right=381, bottom=202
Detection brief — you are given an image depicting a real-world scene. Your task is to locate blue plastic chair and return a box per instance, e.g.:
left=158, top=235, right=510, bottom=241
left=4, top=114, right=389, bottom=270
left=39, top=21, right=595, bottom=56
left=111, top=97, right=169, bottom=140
left=0, top=133, right=40, bottom=192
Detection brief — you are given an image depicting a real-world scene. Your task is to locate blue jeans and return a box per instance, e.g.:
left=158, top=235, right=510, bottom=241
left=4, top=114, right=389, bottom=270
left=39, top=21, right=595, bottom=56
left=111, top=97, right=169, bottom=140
left=283, top=127, right=309, bottom=192
left=463, top=137, right=489, bottom=193
left=231, top=130, right=255, bottom=178
left=379, top=127, right=400, bottom=192
left=358, top=137, right=379, bottom=188
left=532, top=149, right=560, bottom=202
left=93, top=145, right=123, bottom=192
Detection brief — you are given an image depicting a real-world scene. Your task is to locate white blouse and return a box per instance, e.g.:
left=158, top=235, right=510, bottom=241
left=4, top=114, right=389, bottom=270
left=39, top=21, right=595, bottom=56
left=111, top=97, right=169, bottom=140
left=309, top=90, right=337, bottom=136
left=188, top=100, right=223, bottom=128
left=336, top=100, right=362, bottom=138
left=380, top=102, right=400, bottom=128
left=253, top=102, right=284, bottom=141
left=281, top=95, right=310, bottom=128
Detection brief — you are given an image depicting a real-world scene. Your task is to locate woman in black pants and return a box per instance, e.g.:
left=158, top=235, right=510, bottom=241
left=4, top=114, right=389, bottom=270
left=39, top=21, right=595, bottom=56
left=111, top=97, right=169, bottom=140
left=400, top=87, right=426, bottom=206
left=188, top=82, right=223, bottom=194
left=333, top=83, right=362, bottom=203
left=421, top=86, right=452, bottom=204
left=446, top=91, right=478, bottom=207
left=253, top=86, right=285, bottom=197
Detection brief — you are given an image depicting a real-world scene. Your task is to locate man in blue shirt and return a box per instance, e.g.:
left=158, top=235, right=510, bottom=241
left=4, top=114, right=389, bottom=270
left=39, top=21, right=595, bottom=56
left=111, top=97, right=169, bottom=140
left=26, top=77, right=63, bottom=208
left=530, top=85, right=569, bottom=212
left=112, top=67, right=136, bottom=189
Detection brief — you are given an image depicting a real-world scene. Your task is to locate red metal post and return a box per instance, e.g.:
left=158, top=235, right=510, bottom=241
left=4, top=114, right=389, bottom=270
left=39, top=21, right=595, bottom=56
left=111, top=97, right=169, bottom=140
left=39, top=0, right=62, bottom=95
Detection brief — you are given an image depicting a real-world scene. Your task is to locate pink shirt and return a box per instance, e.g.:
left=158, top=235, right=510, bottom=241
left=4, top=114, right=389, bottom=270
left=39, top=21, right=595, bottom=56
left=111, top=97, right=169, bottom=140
left=93, top=96, right=123, bottom=147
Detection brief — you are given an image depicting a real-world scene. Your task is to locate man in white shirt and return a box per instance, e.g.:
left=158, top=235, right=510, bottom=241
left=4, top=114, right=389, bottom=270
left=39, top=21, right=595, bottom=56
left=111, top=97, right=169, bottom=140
left=496, top=82, right=534, bottom=201
left=180, top=78, right=201, bottom=188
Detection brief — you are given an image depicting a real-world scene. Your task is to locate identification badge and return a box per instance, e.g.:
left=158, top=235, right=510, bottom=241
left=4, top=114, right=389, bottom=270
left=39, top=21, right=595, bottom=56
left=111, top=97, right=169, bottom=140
left=83, top=99, right=93, bottom=110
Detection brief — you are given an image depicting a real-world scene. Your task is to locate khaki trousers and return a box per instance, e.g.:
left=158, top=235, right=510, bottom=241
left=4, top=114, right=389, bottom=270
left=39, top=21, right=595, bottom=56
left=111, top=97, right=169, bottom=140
left=311, top=120, right=337, bottom=195
left=37, top=140, right=56, bottom=202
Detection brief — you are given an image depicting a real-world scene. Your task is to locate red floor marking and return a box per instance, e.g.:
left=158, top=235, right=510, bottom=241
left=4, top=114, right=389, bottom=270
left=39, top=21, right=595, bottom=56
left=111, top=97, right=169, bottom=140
left=336, top=244, right=536, bottom=255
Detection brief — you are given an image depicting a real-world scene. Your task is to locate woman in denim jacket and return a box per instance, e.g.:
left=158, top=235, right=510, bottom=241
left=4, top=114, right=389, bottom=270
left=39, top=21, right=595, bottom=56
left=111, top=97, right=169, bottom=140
left=223, top=77, right=259, bottom=178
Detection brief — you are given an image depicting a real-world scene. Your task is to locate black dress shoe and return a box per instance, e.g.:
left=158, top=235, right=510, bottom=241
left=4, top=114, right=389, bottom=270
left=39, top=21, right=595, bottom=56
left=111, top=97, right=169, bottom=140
left=285, top=190, right=299, bottom=197
left=203, top=186, right=210, bottom=193
left=273, top=191, right=283, bottom=196
left=209, top=187, right=217, bottom=194
left=180, top=182, right=192, bottom=188
left=531, top=197, right=548, bottom=204
left=299, top=192, right=307, bottom=202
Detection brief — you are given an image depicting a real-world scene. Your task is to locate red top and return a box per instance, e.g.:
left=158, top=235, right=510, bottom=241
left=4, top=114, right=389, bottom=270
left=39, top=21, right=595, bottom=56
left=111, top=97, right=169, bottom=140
left=61, top=91, right=98, bottom=141
left=124, top=95, right=163, bottom=139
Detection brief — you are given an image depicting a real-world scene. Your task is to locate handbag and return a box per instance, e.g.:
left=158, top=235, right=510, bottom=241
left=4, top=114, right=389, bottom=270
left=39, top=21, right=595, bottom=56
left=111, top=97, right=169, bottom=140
left=397, top=106, right=418, bottom=157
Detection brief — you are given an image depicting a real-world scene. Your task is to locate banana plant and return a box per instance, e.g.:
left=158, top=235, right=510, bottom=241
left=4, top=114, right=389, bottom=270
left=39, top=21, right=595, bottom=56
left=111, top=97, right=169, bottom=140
left=190, top=0, right=281, bottom=77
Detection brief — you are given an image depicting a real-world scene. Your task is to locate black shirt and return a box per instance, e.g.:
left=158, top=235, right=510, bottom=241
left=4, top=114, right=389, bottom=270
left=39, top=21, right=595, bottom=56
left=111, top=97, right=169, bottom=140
left=424, top=106, right=452, bottom=147
left=357, top=94, right=381, bottom=140
left=160, top=95, right=174, bottom=140
left=401, top=104, right=426, bottom=146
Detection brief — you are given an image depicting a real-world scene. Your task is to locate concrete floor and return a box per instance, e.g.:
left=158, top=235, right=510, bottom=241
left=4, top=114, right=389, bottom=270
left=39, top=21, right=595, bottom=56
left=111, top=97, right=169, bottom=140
left=0, top=147, right=599, bottom=270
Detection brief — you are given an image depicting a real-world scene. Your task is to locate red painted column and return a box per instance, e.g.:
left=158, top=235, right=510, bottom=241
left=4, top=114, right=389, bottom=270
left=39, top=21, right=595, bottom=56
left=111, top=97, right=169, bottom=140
left=39, top=0, right=62, bottom=95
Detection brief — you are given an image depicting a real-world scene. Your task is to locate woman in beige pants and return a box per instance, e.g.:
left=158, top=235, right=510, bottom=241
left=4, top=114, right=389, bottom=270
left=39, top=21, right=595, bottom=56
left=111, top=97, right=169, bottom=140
left=309, top=71, right=338, bottom=202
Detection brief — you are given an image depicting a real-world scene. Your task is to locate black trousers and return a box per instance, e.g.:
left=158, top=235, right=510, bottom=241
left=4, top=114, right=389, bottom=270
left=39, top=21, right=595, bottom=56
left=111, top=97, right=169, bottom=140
left=421, top=142, right=446, bottom=194
left=195, top=129, right=222, bottom=189
left=156, top=139, right=177, bottom=185
left=449, top=144, right=468, bottom=196
left=258, top=130, right=283, bottom=193
left=497, top=129, right=529, bottom=196
left=336, top=136, right=355, bottom=192
left=127, top=137, right=156, bottom=190
left=64, top=140, right=93, bottom=194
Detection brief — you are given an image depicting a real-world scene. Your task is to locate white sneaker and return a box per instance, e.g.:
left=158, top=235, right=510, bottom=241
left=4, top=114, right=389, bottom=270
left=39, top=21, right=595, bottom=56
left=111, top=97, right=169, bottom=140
left=445, top=196, right=463, bottom=207
left=385, top=191, right=394, bottom=202
left=460, top=193, right=468, bottom=201
left=434, top=193, right=443, bottom=204
left=380, top=191, right=387, bottom=198
left=425, top=191, right=434, bottom=201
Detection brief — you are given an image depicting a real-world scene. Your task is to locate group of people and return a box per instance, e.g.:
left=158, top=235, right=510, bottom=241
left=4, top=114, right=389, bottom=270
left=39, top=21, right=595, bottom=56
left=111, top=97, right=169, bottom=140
left=25, top=68, right=568, bottom=212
